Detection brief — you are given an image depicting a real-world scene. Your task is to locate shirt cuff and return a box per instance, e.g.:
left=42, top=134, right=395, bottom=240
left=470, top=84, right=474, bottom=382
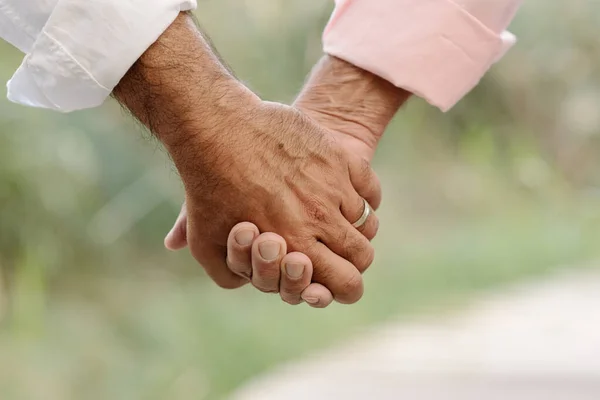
left=323, top=0, right=519, bottom=112
left=7, top=0, right=197, bottom=113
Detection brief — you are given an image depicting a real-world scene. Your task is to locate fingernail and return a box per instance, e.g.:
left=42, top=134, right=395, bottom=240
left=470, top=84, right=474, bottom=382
left=285, top=263, right=304, bottom=279
left=235, top=230, right=255, bottom=246
left=258, top=241, right=280, bottom=261
left=303, top=296, right=320, bottom=305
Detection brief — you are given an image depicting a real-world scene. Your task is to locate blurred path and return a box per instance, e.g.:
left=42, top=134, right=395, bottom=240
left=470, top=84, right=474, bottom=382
left=232, top=267, right=600, bottom=400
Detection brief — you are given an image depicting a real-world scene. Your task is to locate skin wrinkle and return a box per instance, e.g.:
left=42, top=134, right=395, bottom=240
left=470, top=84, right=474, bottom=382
left=295, top=57, right=409, bottom=163
left=115, top=13, right=405, bottom=302
left=156, top=51, right=409, bottom=305
left=307, top=107, right=379, bottom=150
left=210, top=55, right=412, bottom=304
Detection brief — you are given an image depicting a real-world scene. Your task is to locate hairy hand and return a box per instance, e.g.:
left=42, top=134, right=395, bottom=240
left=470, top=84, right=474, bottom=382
left=174, top=98, right=380, bottom=303
left=166, top=55, right=411, bottom=307
left=114, top=14, right=381, bottom=303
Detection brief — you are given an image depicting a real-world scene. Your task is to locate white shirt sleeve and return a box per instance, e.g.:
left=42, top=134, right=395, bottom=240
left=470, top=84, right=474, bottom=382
left=0, top=0, right=197, bottom=113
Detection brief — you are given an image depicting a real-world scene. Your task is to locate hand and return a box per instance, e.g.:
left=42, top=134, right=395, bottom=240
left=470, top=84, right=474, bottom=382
left=166, top=55, right=411, bottom=307
left=114, top=15, right=381, bottom=303
left=176, top=97, right=381, bottom=303
left=164, top=101, right=377, bottom=306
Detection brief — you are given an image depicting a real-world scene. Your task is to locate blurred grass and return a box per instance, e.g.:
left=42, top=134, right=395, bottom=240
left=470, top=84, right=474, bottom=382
left=2, top=0, right=600, bottom=399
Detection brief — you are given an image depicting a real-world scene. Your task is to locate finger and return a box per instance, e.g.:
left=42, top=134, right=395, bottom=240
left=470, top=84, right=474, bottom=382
left=348, top=155, right=382, bottom=210
left=301, top=283, right=334, bottom=309
left=226, top=222, right=260, bottom=279
left=320, top=194, right=377, bottom=274
left=165, top=203, right=189, bottom=251
left=306, top=242, right=364, bottom=304
left=251, top=233, right=287, bottom=294
left=187, top=217, right=247, bottom=290
left=190, top=241, right=248, bottom=289
left=279, top=252, right=313, bottom=305
left=341, top=196, right=379, bottom=242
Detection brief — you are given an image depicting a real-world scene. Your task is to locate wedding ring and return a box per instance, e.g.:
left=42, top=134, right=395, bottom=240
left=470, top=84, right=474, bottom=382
left=352, top=198, right=372, bottom=229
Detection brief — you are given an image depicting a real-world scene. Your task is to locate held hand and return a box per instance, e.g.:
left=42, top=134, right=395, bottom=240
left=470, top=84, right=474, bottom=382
left=167, top=56, right=410, bottom=307
left=113, top=14, right=384, bottom=305
left=170, top=95, right=381, bottom=303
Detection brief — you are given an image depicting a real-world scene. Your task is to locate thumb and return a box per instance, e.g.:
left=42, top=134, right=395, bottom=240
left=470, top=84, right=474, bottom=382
left=164, top=203, right=188, bottom=251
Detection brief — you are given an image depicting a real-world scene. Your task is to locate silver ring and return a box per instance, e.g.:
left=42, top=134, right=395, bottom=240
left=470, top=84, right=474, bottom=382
left=352, top=198, right=372, bottom=228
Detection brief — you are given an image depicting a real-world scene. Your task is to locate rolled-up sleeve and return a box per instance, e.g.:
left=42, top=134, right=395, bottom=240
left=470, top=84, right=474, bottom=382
left=5, top=0, right=197, bottom=112
left=323, top=0, right=523, bottom=111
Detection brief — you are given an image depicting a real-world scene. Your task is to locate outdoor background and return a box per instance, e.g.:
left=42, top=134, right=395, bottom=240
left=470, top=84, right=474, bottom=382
left=1, top=1, right=600, bottom=399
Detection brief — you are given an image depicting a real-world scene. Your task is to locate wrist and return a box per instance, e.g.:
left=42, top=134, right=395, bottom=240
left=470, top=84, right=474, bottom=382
left=113, top=13, right=260, bottom=153
left=162, top=78, right=259, bottom=157
left=295, top=55, right=411, bottom=148
left=169, top=95, right=264, bottom=185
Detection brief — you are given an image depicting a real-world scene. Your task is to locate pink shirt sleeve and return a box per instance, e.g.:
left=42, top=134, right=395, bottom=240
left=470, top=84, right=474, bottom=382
left=323, top=0, right=523, bottom=111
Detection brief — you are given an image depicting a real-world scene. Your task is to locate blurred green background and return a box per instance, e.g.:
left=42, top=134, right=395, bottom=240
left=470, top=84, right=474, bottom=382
left=1, top=0, right=600, bottom=399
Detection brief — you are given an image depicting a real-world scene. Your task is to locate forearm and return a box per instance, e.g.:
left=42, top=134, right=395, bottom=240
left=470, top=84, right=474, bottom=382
left=295, top=55, right=410, bottom=149
left=113, top=13, right=257, bottom=151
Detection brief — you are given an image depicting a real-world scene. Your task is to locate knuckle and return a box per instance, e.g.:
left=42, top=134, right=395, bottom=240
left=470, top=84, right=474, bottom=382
left=253, top=262, right=280, bottom=280
left=338, top=274, right=364, bottom=303
left=371, top=177, right=382, bottom=201
left=360, top=246, right=376, bottom=272
left=350, top=157, right=371, bottom=180
left=359, top=216, right=380, bottom=241
left=359, top=158, right=372, bottom=179
left=335, top=228, right=351, bottom=250
left=281, top=280, right=304, bottom=295
left=343, top=273, right=363, bottom=293
left=333, top=146, right=346, bottom=163
left=372, top=216, right=380, bottom=237
left=189, top=244, right=247, bottom=289
left=226, top=257, right=250, bottom=276
left=286, top=235, right=317, bottom=258
left=344, top=238, right=375, bottom=272
left=254, top=285, right=279, bottom=294
left=303, top=196, right=331, bottom=225
left=252, top=278, right=279, bottom=294
left=286, top=235, right=312, bottom=254
left=214, top=276, right=246, bottom=290
left=281, top=293, right=303, bottom=305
